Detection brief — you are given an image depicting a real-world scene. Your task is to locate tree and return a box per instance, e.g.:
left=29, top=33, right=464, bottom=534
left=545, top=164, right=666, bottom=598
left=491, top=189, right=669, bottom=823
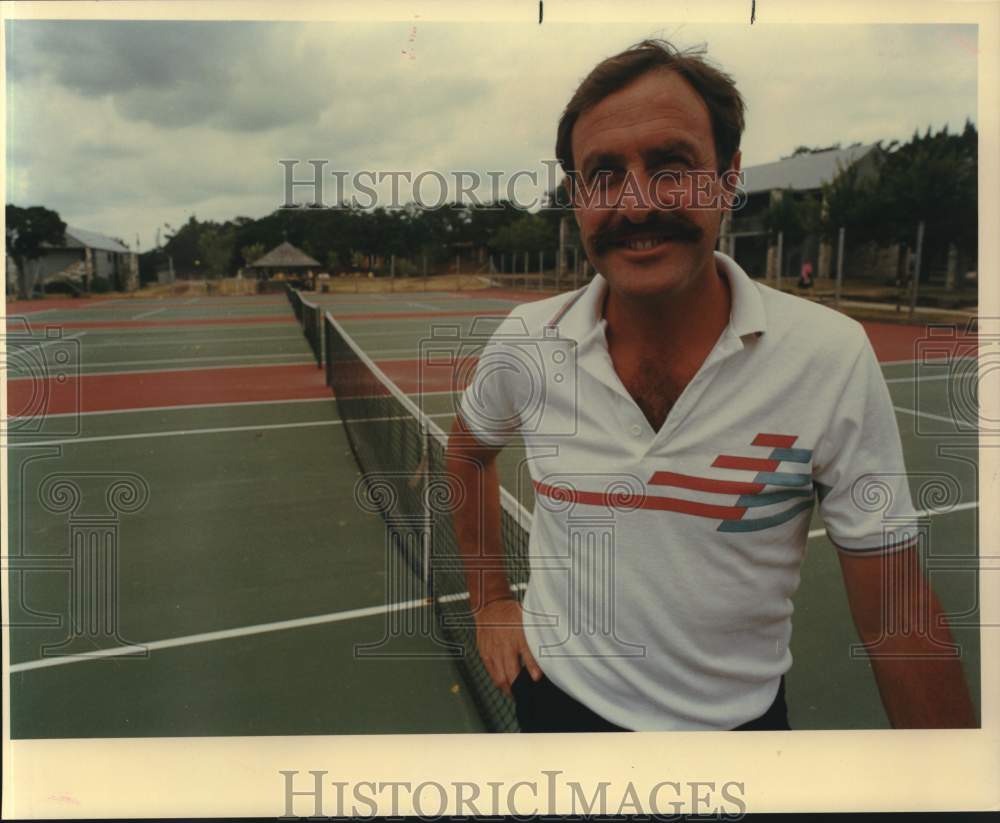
left=490, top=214, right=555, bottom=256
left=161, top=215, right=204, bottom=274
left=819, top=124, right=977, bottom=283
left=198, top=224, right=237, bottom=278
left=765, top=189, right=821, bottom=248
left=241, top=242, right=266, bottom=267
left=876, top=122, right=977, bottom=278
left=819, top=159, right=888, bottom=247
left=6, top=204, right=67, bottom=299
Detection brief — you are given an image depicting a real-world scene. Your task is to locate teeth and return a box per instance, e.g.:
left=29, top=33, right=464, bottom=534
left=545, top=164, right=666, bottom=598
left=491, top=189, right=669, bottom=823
left=625, top=238, right=661, bottom=250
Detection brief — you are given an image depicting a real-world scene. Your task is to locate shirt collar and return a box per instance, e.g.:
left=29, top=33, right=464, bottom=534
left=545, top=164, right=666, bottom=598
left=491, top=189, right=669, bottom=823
left=715, top=250, right=768, bottom=338
left=551, top=250, right=768, bottom=344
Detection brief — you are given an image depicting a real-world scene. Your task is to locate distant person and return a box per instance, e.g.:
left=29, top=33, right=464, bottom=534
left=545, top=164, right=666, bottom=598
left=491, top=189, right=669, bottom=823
left=797, top=259, right=814, bottom=288
left=446, top=38, right=975, bottom=733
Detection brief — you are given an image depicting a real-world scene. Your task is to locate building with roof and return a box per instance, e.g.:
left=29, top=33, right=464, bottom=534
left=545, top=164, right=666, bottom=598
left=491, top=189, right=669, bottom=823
left=720, top=144, right=884, bottom=281
left=6, top=225, right=139, bottom=295
left=245, top=241, right=321, bottom=281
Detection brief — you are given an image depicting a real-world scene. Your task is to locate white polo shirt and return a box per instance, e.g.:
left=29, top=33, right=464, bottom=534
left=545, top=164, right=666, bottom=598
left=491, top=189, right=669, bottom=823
left=458, top=251, right=919, bottom=731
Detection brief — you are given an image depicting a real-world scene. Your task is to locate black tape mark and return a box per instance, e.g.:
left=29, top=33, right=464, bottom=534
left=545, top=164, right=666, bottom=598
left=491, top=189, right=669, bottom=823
left=751, top=0, right=756, bottom=24
left=539, top=1, right=544, bottom=24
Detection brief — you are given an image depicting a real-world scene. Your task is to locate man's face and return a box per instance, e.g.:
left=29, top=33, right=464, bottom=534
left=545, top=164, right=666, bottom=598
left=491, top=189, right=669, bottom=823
left=568, top=68, right=740, bottom=299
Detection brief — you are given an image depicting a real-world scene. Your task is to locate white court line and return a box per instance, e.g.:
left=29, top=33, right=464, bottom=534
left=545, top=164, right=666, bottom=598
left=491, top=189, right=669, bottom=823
left=131, top=307, right=169, bottom=320
left=9, top=581, right=532, bottom=674
left=6, top=390, right=460, bottom=419
left=4, top=308, right=63, bottom=318
left=66, top=334, right=302, bottom=350
left=894, top=405, right=972, bottom=425
left=5, top=359, right=315, bottom=381
left=880, top=355, right=977, bottom=368
left=8, top=352, right=313, bottom=376
left=4, top=411, right=455, bottom=448
left=7, top=598, right=436, bottom=673
left=16, top=396, right=337, bottom=419
left=884, top=373, right=970, bottom=385
left=54, top=325, right=300, bottom=339
left=347, top=326, right=499, bottom=339
left=361, top=347, right=424, bottom=357
left=12, top=331, right=88, bottom=349
left=8, top=491, right=978, bottom=674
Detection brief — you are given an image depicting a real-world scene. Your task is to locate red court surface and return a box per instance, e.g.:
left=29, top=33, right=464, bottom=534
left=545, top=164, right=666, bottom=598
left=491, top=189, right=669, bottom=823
left=2, top=296, right=286, bottom=313
left=5, top=315, right=295, bottom=330
left=7, top=364, right=330, bottom=416
left=862, top=320, right=978, bottom=362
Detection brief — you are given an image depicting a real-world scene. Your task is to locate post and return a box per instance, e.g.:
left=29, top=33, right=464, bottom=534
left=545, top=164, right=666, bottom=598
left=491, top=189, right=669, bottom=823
left=390, top=254, right=395, bottom=292
left=538, top=250, right=544, bottom=290
left=909, top=221, right=924, bottom=322
left=835, top=226, right=845, bottom=307
left=776, top=232, right=784, bottom=291
left=945, top=242, right=958, bottom=291
left=423, top=252, right=428, bottom=289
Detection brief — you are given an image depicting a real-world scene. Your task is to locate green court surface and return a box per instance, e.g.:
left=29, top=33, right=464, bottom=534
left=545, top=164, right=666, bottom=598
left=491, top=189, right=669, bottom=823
left=4, top=291, right=981, bottom=736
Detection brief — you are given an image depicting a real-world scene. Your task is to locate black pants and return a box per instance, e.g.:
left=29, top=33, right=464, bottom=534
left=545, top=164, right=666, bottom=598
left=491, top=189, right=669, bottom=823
left=511, top=670, right=791, bottom=732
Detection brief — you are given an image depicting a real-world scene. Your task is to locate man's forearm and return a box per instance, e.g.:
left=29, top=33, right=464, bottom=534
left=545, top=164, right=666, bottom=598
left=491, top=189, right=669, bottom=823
left=445, top=438, right=510, bottom=615
left=861, top=597, right=976, bottom=729
left=840, top=547, right=976, bottom=728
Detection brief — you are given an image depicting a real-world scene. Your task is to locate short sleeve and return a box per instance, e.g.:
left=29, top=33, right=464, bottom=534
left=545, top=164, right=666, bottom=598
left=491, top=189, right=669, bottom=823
left=812, top=336, right=920, bottom=554
left=457, top=314, right=529, bottom=447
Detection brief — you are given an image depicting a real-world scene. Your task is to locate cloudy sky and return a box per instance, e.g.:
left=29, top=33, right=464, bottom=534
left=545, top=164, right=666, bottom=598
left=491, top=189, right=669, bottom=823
left=5, top=17, right=978, bottom=252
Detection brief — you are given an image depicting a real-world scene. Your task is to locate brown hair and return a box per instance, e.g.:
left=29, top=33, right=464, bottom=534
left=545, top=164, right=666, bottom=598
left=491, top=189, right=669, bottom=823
left=556, top=39, right=746, bottom=177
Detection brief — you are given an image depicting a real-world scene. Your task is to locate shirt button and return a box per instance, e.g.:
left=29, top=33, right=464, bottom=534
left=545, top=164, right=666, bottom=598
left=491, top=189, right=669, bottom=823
left=630, top=424, right=642, bottom=437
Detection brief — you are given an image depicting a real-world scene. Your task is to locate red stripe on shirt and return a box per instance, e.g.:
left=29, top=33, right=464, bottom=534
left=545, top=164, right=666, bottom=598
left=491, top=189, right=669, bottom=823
left=751, top=433, right=798, bottom=448
left=712, top=455, right=781, bottom=472
left=647, top=471, right=764, bottom=495
left=533, top=481, right=745, bottom=520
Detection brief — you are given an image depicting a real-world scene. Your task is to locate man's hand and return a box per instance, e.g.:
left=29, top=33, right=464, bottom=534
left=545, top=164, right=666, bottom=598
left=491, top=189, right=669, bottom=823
left=475, top=598, right=543, bottom=696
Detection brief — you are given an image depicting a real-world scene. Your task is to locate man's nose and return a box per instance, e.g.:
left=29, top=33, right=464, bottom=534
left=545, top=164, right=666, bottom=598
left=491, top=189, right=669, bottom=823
left=618, top=168, right=654, bottom=221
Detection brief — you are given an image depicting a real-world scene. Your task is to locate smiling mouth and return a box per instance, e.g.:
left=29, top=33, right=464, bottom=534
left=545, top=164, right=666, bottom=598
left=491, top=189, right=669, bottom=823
left=616, top=235, right=677, bottom=251
left=623, top=237, right=665, bottom=250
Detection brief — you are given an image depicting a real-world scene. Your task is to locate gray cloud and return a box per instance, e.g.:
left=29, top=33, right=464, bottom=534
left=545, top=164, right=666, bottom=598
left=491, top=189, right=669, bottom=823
left=7, top=21, right=334, bottom=132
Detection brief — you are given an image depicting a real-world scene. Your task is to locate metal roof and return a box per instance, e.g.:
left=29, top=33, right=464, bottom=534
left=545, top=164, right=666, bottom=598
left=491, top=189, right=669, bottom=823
left=741, top=144, right=877, bottom=195
left=63, top=226, right=132, bottom=254
left=248, top=241, right=320, bottom=268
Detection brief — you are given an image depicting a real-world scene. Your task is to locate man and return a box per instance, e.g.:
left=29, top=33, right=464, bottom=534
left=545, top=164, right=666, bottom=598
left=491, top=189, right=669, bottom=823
left=445, top=39, right=975, bottom=732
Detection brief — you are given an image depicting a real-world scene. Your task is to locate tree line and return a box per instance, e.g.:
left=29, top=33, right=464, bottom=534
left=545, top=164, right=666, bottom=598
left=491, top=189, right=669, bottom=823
left=141, top=194, right=575, bottom=281
left=765, top=120, right=977, bottom=279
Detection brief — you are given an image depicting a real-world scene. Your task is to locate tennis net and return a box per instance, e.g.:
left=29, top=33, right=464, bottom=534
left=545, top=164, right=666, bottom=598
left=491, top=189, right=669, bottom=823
left=319, top=305, right=532, bottom=733
left=286, top=284, right=323, bottom=367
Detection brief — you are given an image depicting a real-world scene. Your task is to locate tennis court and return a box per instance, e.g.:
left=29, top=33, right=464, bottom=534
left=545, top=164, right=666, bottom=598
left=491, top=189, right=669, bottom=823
left=4, top=286, right=982, bottom=736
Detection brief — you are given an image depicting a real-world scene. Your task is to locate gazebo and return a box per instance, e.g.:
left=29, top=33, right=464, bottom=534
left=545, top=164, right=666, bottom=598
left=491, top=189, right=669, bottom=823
left=246, top=241, right=321, bottom=282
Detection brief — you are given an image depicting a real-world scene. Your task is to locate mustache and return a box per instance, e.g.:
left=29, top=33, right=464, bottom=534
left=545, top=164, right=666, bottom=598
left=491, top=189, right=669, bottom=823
left=590, top=214, right=704, bottom=254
